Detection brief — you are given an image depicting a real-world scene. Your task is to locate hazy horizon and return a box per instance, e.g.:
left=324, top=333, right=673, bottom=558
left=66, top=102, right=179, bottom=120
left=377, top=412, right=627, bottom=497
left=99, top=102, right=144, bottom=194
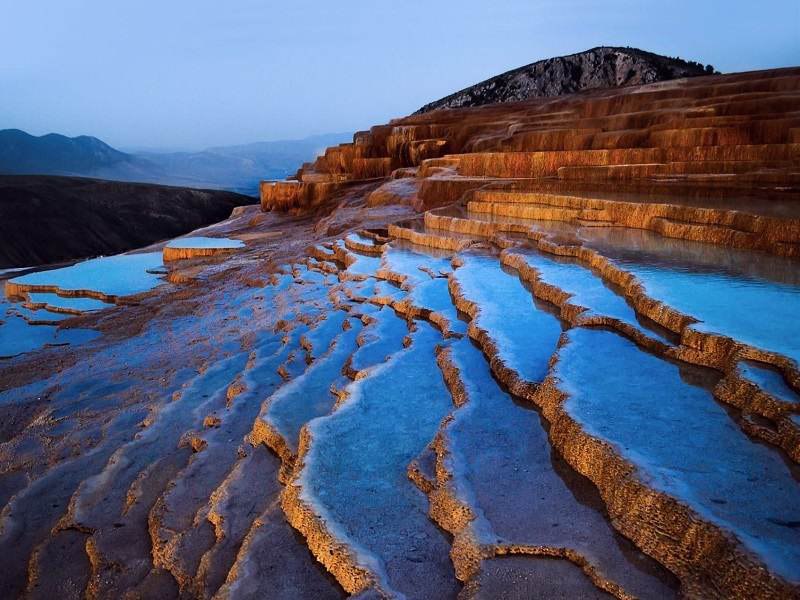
left=2, top=0, right=798, bottom=150
left=0, top=128, right=354, bottom=155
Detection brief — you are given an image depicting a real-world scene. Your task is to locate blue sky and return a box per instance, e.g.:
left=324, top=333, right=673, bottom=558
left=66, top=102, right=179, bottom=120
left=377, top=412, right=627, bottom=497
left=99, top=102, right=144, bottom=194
left=1, top=0, right=798, bottom=150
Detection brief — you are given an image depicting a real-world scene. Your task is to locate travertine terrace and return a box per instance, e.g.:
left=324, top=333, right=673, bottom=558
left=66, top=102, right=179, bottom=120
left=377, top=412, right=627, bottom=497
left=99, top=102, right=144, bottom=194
left=1, top=68, right=800, bottom=599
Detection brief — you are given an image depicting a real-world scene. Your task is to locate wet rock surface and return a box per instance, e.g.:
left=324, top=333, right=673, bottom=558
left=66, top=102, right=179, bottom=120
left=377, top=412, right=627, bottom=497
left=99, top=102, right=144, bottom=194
left=2, top=68, right=800, bottom=599
left=460, top=556, right=615, bottom=600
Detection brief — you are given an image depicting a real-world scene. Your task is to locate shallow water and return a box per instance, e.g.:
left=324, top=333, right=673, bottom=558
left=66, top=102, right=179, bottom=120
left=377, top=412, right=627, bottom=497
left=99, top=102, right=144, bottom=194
left=573, top=227, right=800, bottom=366
left=348, top=306, right=408, bottom=375
left=379, top=244, right=467, bottom=334
left=409, top=277, right=469, bottom=336
left=0, top=263, right=332, bottom=596
left=370, top=279, right=406, bottom=302
left=507, top=247, right=671, bottom=343
left=10, top=305, right=70, bottom=323
left=297, top=268, right=328, bottom=286
left=442, top=209, right=800, bottom=367
left=27, top=292, right=112, bottom=313
left=165, top=236, right=244, bottom=249
left=0, top=281, right=97, bottom=358
left=266, top=319, right=362, bottom=451
left=312, top=244, right=337, bottom=259
left=301, top=323, right=459, bottom=598
left=302, top=310, right=349, bottom=359
left=739, top=360, right=800, bottom=405
left=556, top=327, right=800, bottom=582
left=336, top=242, right=380, bottom=278
left=10, top=252, right=164, bottom=298
left=443, top=338, right=678, bottom=598
left=0, top=315, right=99, bottom=358
left=345, top=232, right=378, bottom=246
left=454, top=253, right=562, bottom=383
left=382, top=244, right=454, bottom=283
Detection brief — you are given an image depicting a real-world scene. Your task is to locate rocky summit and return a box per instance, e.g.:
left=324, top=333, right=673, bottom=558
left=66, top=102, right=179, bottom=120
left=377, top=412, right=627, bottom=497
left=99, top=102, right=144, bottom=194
left=1, top=65, right=800, bottom=600
left=415, top=46, right=714, bottom=113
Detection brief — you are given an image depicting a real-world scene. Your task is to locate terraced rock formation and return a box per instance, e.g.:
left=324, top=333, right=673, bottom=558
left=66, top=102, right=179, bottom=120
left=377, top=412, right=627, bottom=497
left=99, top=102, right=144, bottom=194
left=262, top=67, right=800, bottom=228
left=1, top=66, right=799, bottom=599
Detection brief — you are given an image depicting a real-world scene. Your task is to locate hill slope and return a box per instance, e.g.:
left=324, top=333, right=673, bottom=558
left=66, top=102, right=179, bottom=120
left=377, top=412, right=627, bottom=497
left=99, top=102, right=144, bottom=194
left=415, top=46, right=714, bottom=113
left=0, top=175, right=255, bottom=267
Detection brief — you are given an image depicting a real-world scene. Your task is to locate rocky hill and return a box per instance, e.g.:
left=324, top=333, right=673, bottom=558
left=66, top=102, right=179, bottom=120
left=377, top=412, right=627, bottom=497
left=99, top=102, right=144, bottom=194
left=0, top=175, right=255, bottom=267
left=416, top=46, right=714, bottom=113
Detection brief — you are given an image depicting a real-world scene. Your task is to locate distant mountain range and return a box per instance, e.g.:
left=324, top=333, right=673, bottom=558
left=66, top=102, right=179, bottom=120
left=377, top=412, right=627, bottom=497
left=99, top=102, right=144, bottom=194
left=0, top=129, right=351, bottom=196
left=416, top=46, right=716, bottom=113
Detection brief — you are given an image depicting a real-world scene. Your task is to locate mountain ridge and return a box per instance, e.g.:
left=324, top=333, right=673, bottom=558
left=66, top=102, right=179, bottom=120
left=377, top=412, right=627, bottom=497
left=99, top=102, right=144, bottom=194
left=0, top=129, right=351, bottom=195
left=0, top=128, right=132, bottom=174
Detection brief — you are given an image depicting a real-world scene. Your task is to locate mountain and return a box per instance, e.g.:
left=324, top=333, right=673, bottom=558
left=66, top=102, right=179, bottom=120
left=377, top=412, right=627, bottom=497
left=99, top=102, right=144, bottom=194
left=0, top=130, right=351, bottom=195
left=0, top=129, right=134, bottom=175
left=415, top=46, right=715, bottom=113
left=0, top=175, right=255, bottom=268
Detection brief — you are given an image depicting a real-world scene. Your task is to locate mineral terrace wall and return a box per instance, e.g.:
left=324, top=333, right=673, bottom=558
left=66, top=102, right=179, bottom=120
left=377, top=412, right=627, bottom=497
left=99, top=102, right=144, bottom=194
left=261, top=67, right=800, bottom=255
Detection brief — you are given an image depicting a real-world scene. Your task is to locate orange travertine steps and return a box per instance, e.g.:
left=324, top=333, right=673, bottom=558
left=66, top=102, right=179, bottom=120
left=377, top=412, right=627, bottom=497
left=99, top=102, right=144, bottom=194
left=261, top=67, right=800, bottom=223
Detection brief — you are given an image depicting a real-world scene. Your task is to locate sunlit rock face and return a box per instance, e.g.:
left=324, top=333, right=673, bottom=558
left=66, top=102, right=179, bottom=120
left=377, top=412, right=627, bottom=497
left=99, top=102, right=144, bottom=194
left=262, top=66, right=800, bottom=223
left=2, top=67, right=800, bottom=600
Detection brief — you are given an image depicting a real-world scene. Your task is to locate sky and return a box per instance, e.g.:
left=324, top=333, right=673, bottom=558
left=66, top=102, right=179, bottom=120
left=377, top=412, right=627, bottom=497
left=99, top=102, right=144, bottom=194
left=1, top=0, right=798, bottom=151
